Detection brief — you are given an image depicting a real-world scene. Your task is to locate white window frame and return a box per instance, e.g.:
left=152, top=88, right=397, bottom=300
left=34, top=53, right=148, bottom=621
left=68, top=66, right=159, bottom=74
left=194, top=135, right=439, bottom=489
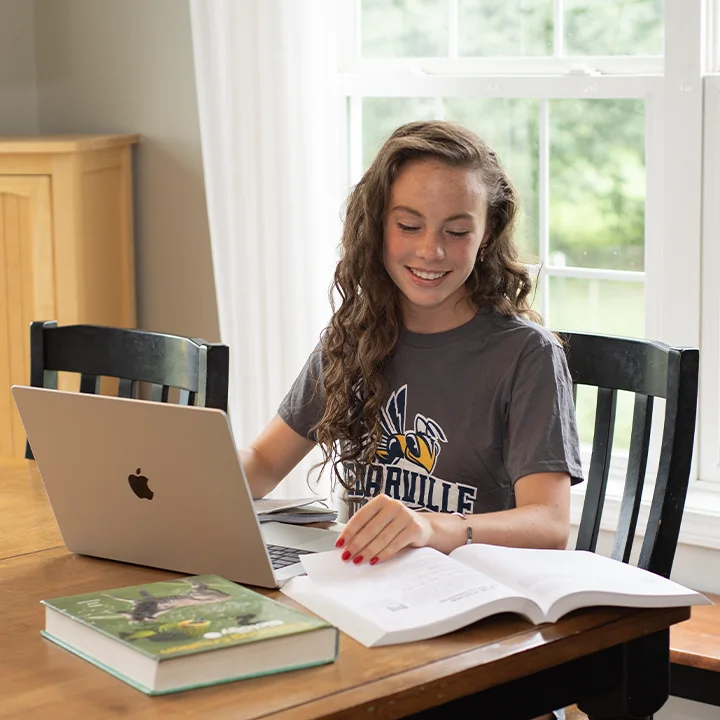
left=699, top=74, right=720, bottom=488
left=336, top=0, right=720, bottom=546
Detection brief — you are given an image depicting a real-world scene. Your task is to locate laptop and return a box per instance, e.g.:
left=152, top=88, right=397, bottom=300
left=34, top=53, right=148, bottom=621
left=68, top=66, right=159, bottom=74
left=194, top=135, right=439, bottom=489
left=11, top=385, right=340, bottom=588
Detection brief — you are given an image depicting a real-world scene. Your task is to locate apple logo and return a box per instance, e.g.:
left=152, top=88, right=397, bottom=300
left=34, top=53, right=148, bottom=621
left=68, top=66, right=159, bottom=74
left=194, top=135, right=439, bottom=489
left=128, top=468, right=154, bottom=500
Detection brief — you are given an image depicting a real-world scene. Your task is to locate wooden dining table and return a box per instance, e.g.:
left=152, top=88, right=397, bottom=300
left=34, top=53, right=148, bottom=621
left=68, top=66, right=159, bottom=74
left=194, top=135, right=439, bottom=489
left=0, top=456, right=692, bottom=719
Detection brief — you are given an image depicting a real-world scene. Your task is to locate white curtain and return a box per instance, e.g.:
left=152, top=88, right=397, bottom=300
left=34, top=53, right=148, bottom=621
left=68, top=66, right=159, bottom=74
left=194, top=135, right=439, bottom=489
left=190, top=0, right=342, bottom=498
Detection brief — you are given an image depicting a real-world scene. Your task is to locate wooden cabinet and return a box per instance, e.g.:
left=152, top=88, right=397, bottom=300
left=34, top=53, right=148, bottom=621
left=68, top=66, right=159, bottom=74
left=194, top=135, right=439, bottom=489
left=0, top=134, right=139, bottom=457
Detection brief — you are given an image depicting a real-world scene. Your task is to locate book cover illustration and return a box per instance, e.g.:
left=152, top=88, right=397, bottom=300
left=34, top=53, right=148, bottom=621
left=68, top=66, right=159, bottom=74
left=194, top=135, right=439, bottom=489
left=43, top=575, right=330, bottom=660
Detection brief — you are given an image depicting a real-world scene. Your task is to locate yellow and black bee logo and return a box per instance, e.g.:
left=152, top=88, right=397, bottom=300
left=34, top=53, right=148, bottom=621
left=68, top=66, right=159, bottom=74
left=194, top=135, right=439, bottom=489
left=376, top=385, right=447, bottom=475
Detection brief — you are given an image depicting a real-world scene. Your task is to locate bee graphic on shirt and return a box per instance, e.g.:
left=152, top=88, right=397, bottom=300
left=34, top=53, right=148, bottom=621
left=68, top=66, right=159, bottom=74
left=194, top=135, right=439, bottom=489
left=375, top=385, right=447, bottom=475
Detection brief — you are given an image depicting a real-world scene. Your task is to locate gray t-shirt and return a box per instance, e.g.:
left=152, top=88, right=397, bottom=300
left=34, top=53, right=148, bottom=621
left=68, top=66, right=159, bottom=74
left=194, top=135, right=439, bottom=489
left=278, top=308, right=584, bottom=515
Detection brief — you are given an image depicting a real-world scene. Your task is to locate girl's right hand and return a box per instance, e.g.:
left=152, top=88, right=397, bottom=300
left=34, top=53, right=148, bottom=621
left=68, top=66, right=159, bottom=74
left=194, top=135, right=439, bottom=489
left=334, top=494, right=433, bottom=566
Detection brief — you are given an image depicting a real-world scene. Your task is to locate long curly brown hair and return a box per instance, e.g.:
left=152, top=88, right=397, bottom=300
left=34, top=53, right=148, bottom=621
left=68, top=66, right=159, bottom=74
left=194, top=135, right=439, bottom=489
left=312, top=120, right=541, bottom=491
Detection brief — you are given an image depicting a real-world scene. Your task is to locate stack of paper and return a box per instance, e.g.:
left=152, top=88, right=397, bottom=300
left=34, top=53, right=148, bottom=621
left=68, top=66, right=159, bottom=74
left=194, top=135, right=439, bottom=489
left=253, top=497, right=338, bottom=525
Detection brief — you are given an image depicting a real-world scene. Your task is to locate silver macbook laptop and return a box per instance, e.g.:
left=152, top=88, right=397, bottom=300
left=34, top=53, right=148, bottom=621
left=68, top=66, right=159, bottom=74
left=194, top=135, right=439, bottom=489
left=12, top=385, right=339, bottom=588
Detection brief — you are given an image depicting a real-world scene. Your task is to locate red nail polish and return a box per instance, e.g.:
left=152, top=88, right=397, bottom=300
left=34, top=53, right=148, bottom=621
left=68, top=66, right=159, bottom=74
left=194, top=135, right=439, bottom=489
left=341, top=550, right=351, bottom=561
left=353, top=555, right=364, bottom=565
left=335, top=537, right=345, bottom=548
left=369, top=557, right=379, bottom=565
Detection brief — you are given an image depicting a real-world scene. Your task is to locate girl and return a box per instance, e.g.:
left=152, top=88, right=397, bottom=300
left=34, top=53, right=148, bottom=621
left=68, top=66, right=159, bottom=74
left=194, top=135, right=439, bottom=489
left=241, top=119, right=582, bottom=569
left=242, top=121, right=582, bottom=720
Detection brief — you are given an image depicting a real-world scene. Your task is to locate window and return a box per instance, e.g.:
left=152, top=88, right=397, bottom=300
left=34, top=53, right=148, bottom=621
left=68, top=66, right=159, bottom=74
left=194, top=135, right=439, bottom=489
left=337, top=1, right=719, bottom=530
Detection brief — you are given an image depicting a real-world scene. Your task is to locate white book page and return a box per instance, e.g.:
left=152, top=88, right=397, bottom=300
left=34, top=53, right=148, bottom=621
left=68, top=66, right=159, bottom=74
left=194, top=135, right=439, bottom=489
left=295, top=547, right=543, bottom=638
left=450, top=544, right=708, bottom=622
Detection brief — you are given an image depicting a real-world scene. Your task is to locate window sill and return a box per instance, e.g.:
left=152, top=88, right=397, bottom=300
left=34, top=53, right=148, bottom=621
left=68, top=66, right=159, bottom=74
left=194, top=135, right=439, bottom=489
left=570, top=478, right=720, bottom=551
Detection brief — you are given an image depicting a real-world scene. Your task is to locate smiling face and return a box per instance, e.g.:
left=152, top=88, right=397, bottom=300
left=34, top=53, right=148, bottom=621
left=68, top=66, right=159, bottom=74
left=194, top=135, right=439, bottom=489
left=383, top=158, right=488, bottom=333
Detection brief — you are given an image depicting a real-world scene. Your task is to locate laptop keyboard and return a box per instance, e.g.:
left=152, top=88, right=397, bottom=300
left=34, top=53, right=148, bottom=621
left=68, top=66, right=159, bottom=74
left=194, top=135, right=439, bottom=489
left=266, top=543, right=312, bottom=569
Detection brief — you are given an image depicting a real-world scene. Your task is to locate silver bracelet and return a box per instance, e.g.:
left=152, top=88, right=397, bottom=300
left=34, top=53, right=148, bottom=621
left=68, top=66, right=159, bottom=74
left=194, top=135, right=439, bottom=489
left=452, top=511, right=473, bottom=545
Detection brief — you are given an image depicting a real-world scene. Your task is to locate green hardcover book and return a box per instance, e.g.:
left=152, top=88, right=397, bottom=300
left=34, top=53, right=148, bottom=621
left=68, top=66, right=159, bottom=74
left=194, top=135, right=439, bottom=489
left=41, top=574, right=338, bottom=695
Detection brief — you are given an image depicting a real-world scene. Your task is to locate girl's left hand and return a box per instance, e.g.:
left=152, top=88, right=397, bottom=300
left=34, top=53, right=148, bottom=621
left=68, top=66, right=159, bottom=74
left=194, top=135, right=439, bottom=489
left=335, top=495, right=433, bottom=566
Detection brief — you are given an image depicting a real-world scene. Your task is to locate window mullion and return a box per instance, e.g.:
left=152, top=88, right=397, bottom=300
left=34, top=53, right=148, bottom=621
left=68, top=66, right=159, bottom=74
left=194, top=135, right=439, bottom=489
left=707, top=0, right=720, bottom=72
left=553, top=0, right=565, bottom=58
left=539, top=99, right=550, bottom=323
left=660, top=0, right=704, bottom=488
left=546, top=267, right=644, bottom=282
left=643, top=90, right=665, bottom=343
left=448, top=0, right=459, bottom=59
left=336, top=0, right=360, bottom=72
left=348, top=57, right=664, bottom=76
left=699, top=76, right=720, bottom=483
left=338, top=73, right=660, bottom=99
left=661, top=0, right=703, bottom=349
left=348, top=96, right=363, bottom=185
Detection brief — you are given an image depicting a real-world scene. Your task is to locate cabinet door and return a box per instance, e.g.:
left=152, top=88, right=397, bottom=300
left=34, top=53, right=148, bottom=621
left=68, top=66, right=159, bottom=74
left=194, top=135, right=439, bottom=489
left=0, top=176, right=55, bottom=457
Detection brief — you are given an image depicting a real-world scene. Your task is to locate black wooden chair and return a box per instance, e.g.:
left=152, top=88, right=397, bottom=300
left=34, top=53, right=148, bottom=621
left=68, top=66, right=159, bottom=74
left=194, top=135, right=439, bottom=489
left=558, top=332, right=700, bottom=720
left=560, top=331, right=699, bottom=580
left=414, top=332, right=699, bottom=720
left=25, top=320, right=230, bottom=460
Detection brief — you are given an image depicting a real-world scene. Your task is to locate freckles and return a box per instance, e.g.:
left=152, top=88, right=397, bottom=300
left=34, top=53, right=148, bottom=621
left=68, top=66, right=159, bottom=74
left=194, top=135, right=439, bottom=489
left=386, top=231, right=409, bottom=258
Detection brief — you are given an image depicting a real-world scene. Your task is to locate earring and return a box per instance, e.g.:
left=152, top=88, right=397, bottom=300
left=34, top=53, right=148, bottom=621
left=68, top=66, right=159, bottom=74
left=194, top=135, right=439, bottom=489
left=479, top=246, right=486, bottom=263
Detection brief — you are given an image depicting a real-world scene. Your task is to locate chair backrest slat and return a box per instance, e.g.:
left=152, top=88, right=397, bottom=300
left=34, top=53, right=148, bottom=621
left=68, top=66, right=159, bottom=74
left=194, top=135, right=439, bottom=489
left=79, top=374, right=100, bottom=395
left=575, top=386, right=616, bottom=553
left=118, top=378, right=137, bottom=399
left=178, top=389, right=196, bottom=406
left=561, top=331, right=699, bottom=578
left=611, top=393, right=653, bottom=564
left=638, top=348, right=699, bottom=576
left=150, top=384, right=170, bottom=403
left=25, top=321, right=229, bottom=460
left=43, top=369, right=58, bottom=390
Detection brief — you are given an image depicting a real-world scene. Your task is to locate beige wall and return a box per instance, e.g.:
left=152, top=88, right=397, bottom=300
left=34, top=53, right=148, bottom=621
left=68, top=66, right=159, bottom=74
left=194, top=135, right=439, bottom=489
left=33, top=0, right=220, bottom=341
left=0, top=0, right=38, bottom=132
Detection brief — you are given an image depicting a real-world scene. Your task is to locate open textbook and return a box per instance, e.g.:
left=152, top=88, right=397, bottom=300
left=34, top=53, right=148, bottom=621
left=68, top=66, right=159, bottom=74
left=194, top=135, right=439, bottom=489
left=281, top=544, right=710, bottom=647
